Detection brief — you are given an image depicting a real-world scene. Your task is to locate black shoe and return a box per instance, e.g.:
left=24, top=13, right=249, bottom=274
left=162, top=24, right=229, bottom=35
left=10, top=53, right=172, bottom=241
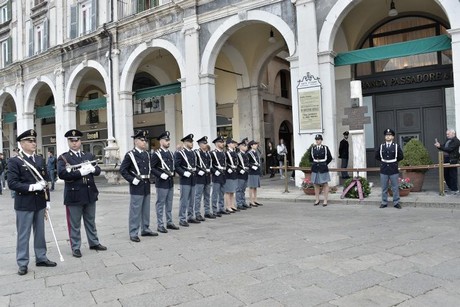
left=188, top=218, right=201, bottom=224
left=179, top=221, right=189, bottom=227
left=18, top=266, right=28, bottom=275
left=243, top=204, right=251, bottom=209
left=214, top=212, right=222, bottom=217
left=219, top=210, right=230, bottom=215
left=36, top=259, right=57, bottom=267
left=141, top=231, right=159, bottom=237
left=157, top=226, right=168, bottom=233
left=237, top=206, right=246, bottom=210
left=73, top=249, right=82, bottom=257
left=379, top=204, right=387, bottom=208
left=196, top=215, right=206, bottom=222
left=250, top=203, right=258, bottom=207
left=225, top=209, right=234, bottom=214
left=270, top=174, right=275, bottom=178
left=254, top=202, right=263, bottom=206
left=314, top=202, right=320, bottom=206
left=89, top=244, right=107, bottom=251
left=167, top=224, right=180, bottom=230
left=130, top=236, right=140, bottom=242
left=394, top=204, right=402, bottom=209
left=204, top=213, right=216, bottom=219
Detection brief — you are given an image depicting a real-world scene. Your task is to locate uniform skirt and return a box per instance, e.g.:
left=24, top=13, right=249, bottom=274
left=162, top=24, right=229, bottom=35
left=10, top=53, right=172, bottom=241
left=224, top=178, right=237, bottom=193
left=248, top=174, right=260, bottom=188
left=311, top=172, right=330, bottom=185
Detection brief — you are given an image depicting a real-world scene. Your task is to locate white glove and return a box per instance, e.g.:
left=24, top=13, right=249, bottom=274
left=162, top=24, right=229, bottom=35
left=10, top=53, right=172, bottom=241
left=252, top=165, right=258, bottom=170
left=79, top=166, right=91, bottom=176
left=227, top=169, right=233, bottom=174
left=198, top=170, right=205, bottom=176
left=46, top=202, right=51, bottom=210
left=215, top=170, right=221, bottom=176
left=160, top=173, right=169, bottom=180
left=30, top=183, right=45, bottom=191
left=132, top=178, right=140, bottom=185
left=184, top=171, right=191, bottom=178
left=240, top=170, right=245, bottom=174
left=87, top=164, right=96, bottom=173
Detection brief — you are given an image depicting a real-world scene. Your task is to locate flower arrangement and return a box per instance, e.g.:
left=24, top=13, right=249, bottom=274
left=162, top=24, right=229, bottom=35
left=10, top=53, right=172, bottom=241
left=343, top=176, right=371, bottom=199
left=301, top=177, right=314, bottom=189
left=397, top=177, right=413, bottom=190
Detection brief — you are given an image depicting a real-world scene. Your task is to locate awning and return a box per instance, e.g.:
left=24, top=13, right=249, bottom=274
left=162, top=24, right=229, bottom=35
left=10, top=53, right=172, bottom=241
left=3, top=112, right=16, bottom=124
left=134, top=82, right=181, bottom=100
left=77, top=97, right=107, bottom=111
left=335, top=34, right=452, bottom=66
left=36, top=105, right=55, bottom=119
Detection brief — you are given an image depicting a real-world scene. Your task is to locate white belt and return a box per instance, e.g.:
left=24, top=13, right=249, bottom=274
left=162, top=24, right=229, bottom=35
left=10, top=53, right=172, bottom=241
left=140, top=175, right=150, bottom=179
left=313, top=159, right=327, bottom=162
left=381, top=158, right=397, bottom=163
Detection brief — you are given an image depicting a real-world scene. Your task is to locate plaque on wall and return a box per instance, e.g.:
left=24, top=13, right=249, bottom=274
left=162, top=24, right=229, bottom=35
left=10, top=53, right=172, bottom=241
left=297, top=73, right=322, bottom=134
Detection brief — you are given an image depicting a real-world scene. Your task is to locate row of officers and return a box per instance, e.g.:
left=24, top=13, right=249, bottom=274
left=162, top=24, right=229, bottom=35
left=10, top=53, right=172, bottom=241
left=8, top=128, right=263, bottom=276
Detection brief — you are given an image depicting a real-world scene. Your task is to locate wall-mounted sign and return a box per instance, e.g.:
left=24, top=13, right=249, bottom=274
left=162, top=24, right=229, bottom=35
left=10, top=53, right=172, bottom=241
left=297, top=73, right=322, bottom=133
left=87, top=131, right=100, bottom=140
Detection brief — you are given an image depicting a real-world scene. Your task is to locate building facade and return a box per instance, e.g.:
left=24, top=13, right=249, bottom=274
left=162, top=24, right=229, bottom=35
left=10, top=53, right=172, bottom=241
left=1, top=0, right=459, bottom=185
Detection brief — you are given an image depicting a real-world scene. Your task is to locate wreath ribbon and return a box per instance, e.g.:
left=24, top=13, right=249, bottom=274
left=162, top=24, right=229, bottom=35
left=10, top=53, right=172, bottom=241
left=340, top=177, right=364, bottom=201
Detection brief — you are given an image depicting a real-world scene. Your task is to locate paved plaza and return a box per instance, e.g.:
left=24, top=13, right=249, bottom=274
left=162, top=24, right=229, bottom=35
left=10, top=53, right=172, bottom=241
left=1, top=177, right=460, bottom=306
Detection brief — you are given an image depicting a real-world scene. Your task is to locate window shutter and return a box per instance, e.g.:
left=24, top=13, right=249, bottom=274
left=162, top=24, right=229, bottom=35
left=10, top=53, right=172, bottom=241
left=70, top=5, right=77, bottom=39
left=137, top=0, right=145, bottom=13
left=43, top=18, right=49, bottom=50
left=28, top=25, right=34, bottom=56
left=91, top=0, right=97, bottom=31
left=6, top=0, right=11, bottom=22
left=6, top=36, right=12, bottom=65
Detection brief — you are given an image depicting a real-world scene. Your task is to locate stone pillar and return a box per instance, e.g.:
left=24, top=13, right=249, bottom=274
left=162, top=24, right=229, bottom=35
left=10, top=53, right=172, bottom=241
left=15, top=83, right=28, bottom=133
left=349, top=81, right=366, bottom=179
left=199, top=74, right=218, bottom=141
left=34, top=117, right=43, bottom=154
left=54, top=67, right=66, bottom=155
left=164, top=94, right=177, bottom=150
left=449, top=28, right=460, bottom=134
left=116, top=91, right=134, bottom=157
left=8, top=123, right=15, bottom=151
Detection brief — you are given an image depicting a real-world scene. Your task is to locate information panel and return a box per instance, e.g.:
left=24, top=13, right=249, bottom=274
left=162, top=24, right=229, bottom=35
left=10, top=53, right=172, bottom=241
left=297, top=73, right=322, bottom=133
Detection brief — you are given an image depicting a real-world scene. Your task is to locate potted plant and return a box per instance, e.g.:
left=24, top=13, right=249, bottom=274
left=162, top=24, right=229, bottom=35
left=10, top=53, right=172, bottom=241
left=399, top=139, right=432, bottom=192
left=388, top=177, right=414, bottom=197
left=299, top=144, right=314, bottom=179
left=301, top=177, right=315, bottom=195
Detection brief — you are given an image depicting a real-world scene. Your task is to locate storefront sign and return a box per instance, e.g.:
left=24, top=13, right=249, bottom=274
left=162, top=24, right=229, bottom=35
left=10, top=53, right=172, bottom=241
left=297, top=73, right=322, bottom=133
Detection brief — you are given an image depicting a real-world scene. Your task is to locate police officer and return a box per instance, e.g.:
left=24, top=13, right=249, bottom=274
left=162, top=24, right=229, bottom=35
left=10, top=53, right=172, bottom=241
left=57, top=129, right=107, bottom=257
left=7, top=129, right=56, bottom=275
left=247, top=140, right=263, bottom=207
left=224, top=137, right=239, bottom=213
left=339, top=131, right=350, bottom=179
left=211, top=136, right=227, bottom=216
left=151, top=131, right=179, bottom=233
left=309, top=135, right=333, bottom=207
left=175, top=134, right=199, bottom=226
left=375, top=128, right=404, bottom=209
left=236, top=140, right=250, bottom=210
left=120, top=130, right=158, bottom=242
left=194, top=136, right=214, bottom=220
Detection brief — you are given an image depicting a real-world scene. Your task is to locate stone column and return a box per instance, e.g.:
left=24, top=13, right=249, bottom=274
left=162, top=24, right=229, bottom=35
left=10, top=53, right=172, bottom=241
left=448, top=28, right=460, bottom=134
left=199, top=74, right=218, bottom=141
left=349, top=81, right=366, bottom=178
left=54, top=67, right=66, bottom=156
left=164, top=94, right=177, bottom=150
left=34, top=118, right=43, bottom=154
left=116, top=91, right=134, bottom=156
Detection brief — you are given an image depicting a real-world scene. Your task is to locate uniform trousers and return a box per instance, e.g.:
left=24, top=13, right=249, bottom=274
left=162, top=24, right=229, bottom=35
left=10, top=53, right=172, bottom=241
left=129, top=194, right=151, bottom=237
left=156, top=187, right=174, bottom=227
left=212, top=182, right=225, bottom=213
left=66, top=203, right=100, bottom=251
left=194, top=183, right=211, bottom=216
left=236, top=178, right=248, bottom=207
left=341, top=158, right=349, bottom=178
left=380, top=173, right=400, bottom=205
left=179, top=184, right=195, bottom=222
left=47, top=168, right=55, bottom=190
left=16, top=209, right=47, bottom=267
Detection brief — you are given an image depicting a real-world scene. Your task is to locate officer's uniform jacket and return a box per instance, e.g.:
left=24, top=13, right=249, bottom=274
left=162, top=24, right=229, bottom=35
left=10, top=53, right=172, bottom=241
left=211, top=149, right=226, bottom=184
left=195, top=149, right=211, bottom=185
left=120, top=148, right=152, bottom=195
left=151, top=148, right=175, bottom=189
left=309, top=145, right=333, bottom=173
left=247, top=150, right=261, bottom=176
left=174, top=148, right=197, bottom=186
left=375, top=142, right=404, bottom=175
left=57, top=150, right=101, bottom=206
left=225, top=149, right=238, bottom=180
left=237, top=151, right=249, bottom=180
left=7, top=153, right=50, bottom=211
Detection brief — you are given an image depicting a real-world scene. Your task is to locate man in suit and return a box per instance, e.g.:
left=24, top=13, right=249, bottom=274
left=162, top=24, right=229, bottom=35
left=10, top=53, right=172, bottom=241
left=435, top=129, right=460, bottom=194
left=375, top=128, right=404, bottom=209
left=175, top=134, right=198, bottom=227
left=7, top=129, right=56, bottom=275
left=339, top=131, right=350, bottom=179
left=120, top=130, right=158, bottom=242
left=211, top=136, right=227, bottom=216
left=194, top=136, right=214, bottom=220
left=151, top=131, right=179, bottom=233
left=57, top=129, right=107, bottom=257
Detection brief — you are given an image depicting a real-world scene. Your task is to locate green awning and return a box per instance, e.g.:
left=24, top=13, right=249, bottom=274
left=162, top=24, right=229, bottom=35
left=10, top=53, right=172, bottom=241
left=134, top=82, right=181, bottom=100
left=36, top=105, right=55, bottom=119
left=335, top=35, right=451, bottom=66
left=3, top=112, right=16, bottom=124
left=77, top=97, right=107, bottom=111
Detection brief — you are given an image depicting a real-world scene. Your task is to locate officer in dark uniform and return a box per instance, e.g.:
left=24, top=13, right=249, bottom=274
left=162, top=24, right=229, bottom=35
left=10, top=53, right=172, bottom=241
left=194, top=136, right=214, bottom=220
left=151, top=131, right=179, bottom=233
left=57, top=129, right=107, bottom=258
left=236, top=140, right=250, bottom=210
left=375, top=128, right=404, bottom=209
left=339, top=131, right=350, bottom=179
left=224, top=137, right=239, bottom=212
left=175, top=133, right=198, bottom=226
left=210, top=136, right=227, bottom=216
left=120, top=130, right=158, bottom=242
left=8, top=129, right=56, bottom=275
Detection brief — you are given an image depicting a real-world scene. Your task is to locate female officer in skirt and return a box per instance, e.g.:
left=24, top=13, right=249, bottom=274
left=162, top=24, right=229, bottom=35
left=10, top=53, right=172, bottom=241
left=309, top=134, right=333, bottom=206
